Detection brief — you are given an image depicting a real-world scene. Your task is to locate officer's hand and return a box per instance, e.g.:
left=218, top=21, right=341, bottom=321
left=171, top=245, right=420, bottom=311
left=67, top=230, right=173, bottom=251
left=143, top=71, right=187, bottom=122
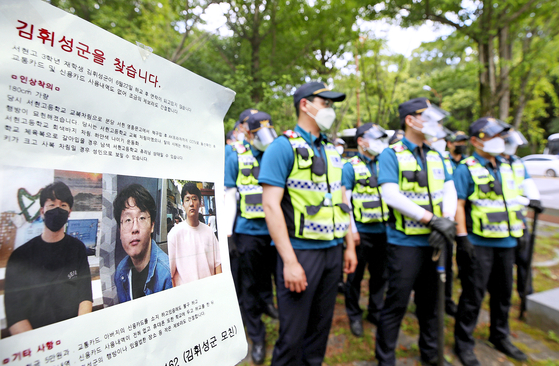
left=428, top=216, right=457, bottom=244
left=344, top=247, right=358, bottom=274
left=353, top=232, right=361, bottom=246
left=529, top=199, right=544, bottom=214
left=428, top=231, right=446, bottom=251
left=283, top=261, right=308, bottom=293
left=456, top=236, right=476, bottom=261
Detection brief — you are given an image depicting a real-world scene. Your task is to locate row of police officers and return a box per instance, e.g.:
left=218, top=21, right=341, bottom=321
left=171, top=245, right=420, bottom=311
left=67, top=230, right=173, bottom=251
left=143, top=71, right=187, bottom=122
left=224, top=81, right=542, bottom=366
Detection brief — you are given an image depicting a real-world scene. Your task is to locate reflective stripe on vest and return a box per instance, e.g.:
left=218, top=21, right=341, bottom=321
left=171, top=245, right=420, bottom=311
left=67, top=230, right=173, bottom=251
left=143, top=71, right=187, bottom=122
left=282, top=132, right=350, bottom=240
left=350, top=156, right=389, bottom=224
left=442, top=151, right=454, bottom=175
left=463, top=156, right=523, bottom=238
left=510, top=156, right=528, bottom=218
left=391, top=141, right=445, bottom=235
left=235, top=147, right=264, bottom=219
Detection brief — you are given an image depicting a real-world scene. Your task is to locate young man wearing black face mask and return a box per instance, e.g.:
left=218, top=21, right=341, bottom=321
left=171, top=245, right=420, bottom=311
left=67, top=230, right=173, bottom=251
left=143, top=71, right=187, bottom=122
left=4, top=181, right=93, bottom=335
left=446, top=131, right=469, bottom=171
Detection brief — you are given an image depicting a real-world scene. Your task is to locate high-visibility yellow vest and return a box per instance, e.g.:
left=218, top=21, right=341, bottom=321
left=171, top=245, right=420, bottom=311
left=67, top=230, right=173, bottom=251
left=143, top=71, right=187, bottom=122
left=442, top=151, right=454, bottom=175
left=391, top=141, right=445, bottom=235
left=282, top=130, right=350, bottom=240
left=349, top=156, right=389, bottom=224
left=509, top=155, right=528, bottom=219
left=235, top=144, right=264, bottom=219
left=463, top=156, right=523, bottom=238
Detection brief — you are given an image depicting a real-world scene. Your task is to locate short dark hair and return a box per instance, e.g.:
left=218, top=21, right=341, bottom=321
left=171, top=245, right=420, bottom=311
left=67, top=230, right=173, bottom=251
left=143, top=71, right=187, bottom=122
left=400, top=112, right=421, bottom=130
left=40, top=181, right=74, bottom=209
left=113, top=184, right=156, bottom=228
left=181, top=183, right=201, bottom=202
left=295, top=95, right=315, bottom=117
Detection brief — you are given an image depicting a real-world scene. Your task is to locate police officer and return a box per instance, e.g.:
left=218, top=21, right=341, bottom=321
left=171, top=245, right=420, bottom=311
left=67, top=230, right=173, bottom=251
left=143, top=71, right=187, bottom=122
left=502, top=129, right=544, bottom=299
left=225, top=108, right=258, bottom=160
left=454, top=118, right=528, bottom=366
left=375, top=98, right=456, bottom=366
left=259, top=81, right=357, bottom=365
left=224, top=111, right=278, bottom=364
left=446, top=131, right=469, bottom=171
left=343, top=123, right=389, bottom=337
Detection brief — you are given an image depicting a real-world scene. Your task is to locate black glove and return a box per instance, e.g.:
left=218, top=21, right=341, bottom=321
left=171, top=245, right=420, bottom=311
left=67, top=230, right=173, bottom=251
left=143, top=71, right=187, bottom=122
left=456, top=235, right=476, bottom=260
left=428, top=215, right=457, bottom=244
left=428, top=230, right=446, bottom=251
left=529, top=199, right=544, bottom=214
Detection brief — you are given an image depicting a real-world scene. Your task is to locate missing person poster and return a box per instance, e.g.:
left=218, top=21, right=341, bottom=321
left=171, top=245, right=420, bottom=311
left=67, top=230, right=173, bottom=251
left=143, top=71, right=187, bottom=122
left=0, top=0, right=247, bottom=365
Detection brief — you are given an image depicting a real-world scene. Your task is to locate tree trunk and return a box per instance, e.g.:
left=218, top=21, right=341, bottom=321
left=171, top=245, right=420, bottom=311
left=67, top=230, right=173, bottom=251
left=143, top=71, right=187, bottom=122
left=498, top=25, right=512, bottom=121
left=478, top=37, right=496, bottom=116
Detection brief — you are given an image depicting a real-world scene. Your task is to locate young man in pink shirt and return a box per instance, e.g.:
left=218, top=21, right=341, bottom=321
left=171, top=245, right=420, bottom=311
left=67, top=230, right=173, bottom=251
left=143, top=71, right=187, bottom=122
left=168, top=183, right=222, bottom=286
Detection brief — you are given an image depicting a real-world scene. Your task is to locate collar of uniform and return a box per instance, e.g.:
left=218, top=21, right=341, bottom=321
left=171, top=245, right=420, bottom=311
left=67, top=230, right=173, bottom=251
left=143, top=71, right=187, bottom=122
left=250, top=143, right=263, bottom=158
left=295, top=125, right=326, bottom=147
left=358, top=152, right=374, bottom=164
left=401, top=136, right=432, bottom=154
left=473, top=151, right=505, bottom=168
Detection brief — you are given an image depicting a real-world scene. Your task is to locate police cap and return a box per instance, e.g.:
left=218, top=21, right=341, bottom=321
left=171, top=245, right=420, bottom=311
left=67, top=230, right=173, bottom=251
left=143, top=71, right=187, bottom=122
left=469, top=117, right=510, bottom=139
left=247, top=111, right=273, bottom=132
left=235, top=108, right=259, bottom=129
left=293, top=82, right=346, bottom=109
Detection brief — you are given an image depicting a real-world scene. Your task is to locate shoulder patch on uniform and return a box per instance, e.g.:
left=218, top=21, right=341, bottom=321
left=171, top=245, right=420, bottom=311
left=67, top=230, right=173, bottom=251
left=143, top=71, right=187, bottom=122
left=349, top=156, right=361, bottom=165
left=464, top=157, right=477, bottom=166
left=236, top=144, right=247, bottom=154
left=283, top=130, right=299, bottom=139
left=391, top=143, right=405, bottom=153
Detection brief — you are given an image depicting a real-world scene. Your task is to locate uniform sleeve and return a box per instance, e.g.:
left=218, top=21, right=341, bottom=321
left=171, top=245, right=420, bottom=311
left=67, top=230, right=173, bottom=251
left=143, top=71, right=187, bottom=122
left=224, top=152, right=239, bottom=188
left=377, top=148, right=399, bottom=185
left=224, top=144, right=233, bottom=160
left=258, top=137, right=294, bottom=188
left=453, top=164, right=473, bottom=200
left=4, top=251, right=31, bottom=327
left=341, top=162, right=355, bottom=190
left=76, top=242, right=93, bottom=303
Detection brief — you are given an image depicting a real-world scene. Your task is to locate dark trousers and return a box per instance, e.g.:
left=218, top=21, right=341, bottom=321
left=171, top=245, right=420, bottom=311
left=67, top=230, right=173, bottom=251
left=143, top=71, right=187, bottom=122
left=515, top=238, right=533, bottom=297
left=445, top=240, right=455, bottom=306
left=454, top=245, right=515, bottom=353
left=345, top=232, right=387, bottom=324
left=228, top=236, right=242, bottom=299
left=237, top=233, right=276, bottom=344
left=375, top=245, right=439, bottom=366
left=271, top=244, right=342, bottom=366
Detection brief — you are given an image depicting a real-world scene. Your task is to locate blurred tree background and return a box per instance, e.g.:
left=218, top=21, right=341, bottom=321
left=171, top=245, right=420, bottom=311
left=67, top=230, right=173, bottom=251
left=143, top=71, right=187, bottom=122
left=46, top=0, right=559, bottom=154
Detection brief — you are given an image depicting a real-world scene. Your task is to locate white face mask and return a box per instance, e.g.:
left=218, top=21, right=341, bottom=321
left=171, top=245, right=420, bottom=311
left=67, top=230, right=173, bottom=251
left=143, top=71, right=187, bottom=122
left=307, top=102, right=336, bottom=131
left=335, top=145, right=344, bottom=155
left=410, top=117, right=440, bottom=141
left=237, top=132, right=245, bottom=142
left=364, top=139, right=388, bottom=156
left=431, top=139, right=446, bottom=154
left=479, top=137, right=505, bottom=156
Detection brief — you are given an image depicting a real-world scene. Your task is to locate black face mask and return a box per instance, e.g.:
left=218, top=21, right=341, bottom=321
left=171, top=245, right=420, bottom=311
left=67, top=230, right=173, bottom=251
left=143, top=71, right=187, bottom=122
left=43, top=207, right=69, bottom=232
left=453, top=145, right=466, bottom=155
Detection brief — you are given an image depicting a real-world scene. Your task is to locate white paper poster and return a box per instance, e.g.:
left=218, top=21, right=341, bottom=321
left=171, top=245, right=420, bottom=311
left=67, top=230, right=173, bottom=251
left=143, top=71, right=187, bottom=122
left=0, top=0, right=247, bottom=365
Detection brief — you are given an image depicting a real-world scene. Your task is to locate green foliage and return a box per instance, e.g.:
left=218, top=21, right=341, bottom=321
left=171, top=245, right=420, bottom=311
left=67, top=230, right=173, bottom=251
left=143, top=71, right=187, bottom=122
left=46, top=0, right=558, bottom=147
